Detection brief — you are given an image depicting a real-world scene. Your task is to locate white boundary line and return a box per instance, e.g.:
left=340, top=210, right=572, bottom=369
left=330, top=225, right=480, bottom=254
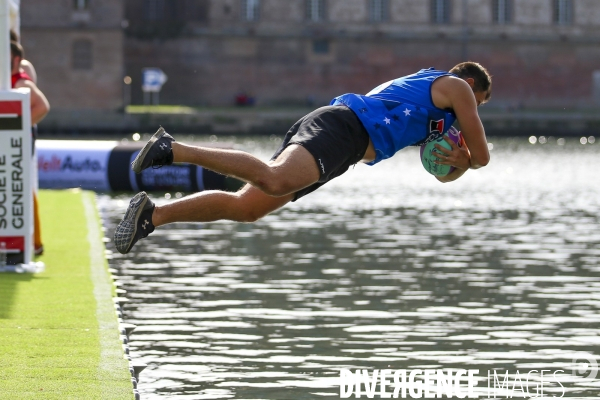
left=82, top=191, right=129, bottom=391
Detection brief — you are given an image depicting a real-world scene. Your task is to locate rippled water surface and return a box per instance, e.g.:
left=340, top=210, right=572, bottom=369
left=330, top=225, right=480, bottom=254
left=99, top=136, right=600, bottom=399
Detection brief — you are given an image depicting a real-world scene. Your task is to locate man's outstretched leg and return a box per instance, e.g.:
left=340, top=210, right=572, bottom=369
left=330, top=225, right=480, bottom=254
left=116, top=105, right=369, bottom=254
left=114, top=130, right=320, bottom=254
left=130, top=127, right=318, bottom=197
left=113, top=184, right=295, bottom=254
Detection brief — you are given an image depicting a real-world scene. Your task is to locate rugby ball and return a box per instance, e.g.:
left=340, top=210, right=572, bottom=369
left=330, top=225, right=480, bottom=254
left=420, top=127, right=462, bottom=176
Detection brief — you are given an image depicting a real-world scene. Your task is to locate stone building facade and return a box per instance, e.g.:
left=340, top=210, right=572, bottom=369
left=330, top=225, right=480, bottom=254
left=19, top=0, right=600, bottom=111
left=123, top=0, right=600, bottom=108
left=19, top=0, right=124, bottom=111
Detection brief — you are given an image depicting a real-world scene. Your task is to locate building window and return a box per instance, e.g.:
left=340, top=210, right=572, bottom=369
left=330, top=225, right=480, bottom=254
left=554, top=0, right=572, bottom=25
left=144, top=0, right=164, bottom=21
left=431, top=0, right=451, bottom=24
left=312, top=39, right=329, bottom=54
left=73, top=0, right=89, bottom=10
left=492, top=0, right=511, bottom=24
left=306, top=0, right=325, bottom=22
left=188, top=0, right=209, bottom=22
left=72, top=39, right=92, bottom=70
left=242, top=0, right=260, bottom=21
left=369, top=0, right=389, bottom=22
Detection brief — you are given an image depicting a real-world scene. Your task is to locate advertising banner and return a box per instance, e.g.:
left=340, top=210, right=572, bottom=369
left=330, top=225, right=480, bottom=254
left=36, top=140, right=241, bottom=194
left=37, top=140, right=114, bottom=192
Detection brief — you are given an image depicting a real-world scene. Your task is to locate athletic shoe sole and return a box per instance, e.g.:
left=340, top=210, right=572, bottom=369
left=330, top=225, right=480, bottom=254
left=131, top=127, right=171, bottom=174
left=114, top=192, right=150, bottom=254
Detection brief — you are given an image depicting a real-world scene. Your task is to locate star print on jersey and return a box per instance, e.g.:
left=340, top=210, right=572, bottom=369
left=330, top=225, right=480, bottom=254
left=403, top=108, right=411, bottom=116
left=383, top=117, right=391, bottom=125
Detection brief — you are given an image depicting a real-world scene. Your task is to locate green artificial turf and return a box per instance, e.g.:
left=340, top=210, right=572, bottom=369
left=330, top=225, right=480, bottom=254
left=0, top=190, right=133, bottom=399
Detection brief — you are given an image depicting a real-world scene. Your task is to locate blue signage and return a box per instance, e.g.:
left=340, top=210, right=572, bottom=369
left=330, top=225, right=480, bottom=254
left=142, top=68, right=168, bottom=92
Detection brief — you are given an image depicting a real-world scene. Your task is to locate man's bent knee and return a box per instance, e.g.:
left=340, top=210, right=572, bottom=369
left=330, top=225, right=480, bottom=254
left=260, top=145, right=319, bottom=196
left=232, top=185, right=294, bottom=222
left=258, top=167, right=315, bottom=197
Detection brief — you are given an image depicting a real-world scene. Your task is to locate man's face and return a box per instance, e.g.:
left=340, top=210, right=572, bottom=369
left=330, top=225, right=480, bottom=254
left=464, top=77, right=490, bottom=106
left=473, top=90, right=490, bottom=107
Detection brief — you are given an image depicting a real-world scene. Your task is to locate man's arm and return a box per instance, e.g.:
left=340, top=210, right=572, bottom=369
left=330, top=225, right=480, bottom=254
left=15, top=79, right=49, bottom=125
left=448, top=80, right=489, bottom=168
left=431, top=76, right=490, bottom=169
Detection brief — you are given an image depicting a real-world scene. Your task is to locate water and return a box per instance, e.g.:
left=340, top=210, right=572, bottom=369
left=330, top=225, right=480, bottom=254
left=99, top=136, right=600, bottom=399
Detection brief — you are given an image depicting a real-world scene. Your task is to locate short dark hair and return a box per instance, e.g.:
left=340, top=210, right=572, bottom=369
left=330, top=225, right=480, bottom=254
left=9, top=29, right=18, bottom=43
left=10, top=41, right=24, bottom=59
left=450, top=61, right=492, bottom=101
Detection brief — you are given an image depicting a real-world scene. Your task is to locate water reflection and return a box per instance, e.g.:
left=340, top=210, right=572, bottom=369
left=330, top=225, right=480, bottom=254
left=100, top=137, right=600, bottom=399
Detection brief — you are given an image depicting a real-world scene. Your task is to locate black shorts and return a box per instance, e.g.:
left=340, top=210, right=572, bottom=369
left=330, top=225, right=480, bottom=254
left=270, top=105, right=370, bottom=201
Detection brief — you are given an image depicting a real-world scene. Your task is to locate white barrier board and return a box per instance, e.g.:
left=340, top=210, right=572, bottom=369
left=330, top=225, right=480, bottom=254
left=0, top=88, right=33, bottom=269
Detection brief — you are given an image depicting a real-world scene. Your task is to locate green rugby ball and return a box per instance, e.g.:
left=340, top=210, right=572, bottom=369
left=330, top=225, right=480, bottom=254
left=419, top=128, right=462, bottom=176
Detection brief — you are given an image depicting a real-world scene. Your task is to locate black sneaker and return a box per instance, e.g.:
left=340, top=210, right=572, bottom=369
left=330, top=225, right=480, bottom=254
left=114, top=192, right=155, bottom=254
left=131, top=127, right=175, bottom=174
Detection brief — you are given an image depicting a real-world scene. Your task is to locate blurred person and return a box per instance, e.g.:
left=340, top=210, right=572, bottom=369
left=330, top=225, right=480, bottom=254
left=235, top=91, right=255, bottom=106
left=115, top=62, right=492, bottom=254
left=11, top=41, right=50, bottom=255
left=10, top=29, right=37, bottom=83
left=10, top=42, right=45, bottom=123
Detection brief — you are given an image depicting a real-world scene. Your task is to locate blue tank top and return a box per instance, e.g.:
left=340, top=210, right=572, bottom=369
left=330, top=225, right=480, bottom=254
left=330, top=68, right=457, bottom=165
